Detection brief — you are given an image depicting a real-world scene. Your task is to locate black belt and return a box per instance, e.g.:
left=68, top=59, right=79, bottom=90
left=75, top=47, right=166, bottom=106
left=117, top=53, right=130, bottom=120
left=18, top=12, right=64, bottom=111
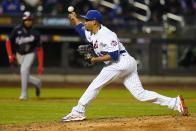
left=120, top=50, right=126, bottom=54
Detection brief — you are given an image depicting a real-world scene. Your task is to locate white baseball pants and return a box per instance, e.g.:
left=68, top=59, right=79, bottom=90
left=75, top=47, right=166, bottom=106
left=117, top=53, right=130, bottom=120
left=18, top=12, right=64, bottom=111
left=72, top=53, right=177, bottom=114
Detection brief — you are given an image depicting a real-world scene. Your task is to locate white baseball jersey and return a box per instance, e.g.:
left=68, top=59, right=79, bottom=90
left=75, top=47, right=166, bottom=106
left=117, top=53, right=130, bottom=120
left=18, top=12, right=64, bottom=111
left=85, top=25, right=126, bottom=64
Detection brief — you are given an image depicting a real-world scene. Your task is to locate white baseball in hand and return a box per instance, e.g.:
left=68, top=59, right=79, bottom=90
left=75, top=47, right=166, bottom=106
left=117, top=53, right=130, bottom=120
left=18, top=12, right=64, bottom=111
left=68, top=6, right=74, bottom=12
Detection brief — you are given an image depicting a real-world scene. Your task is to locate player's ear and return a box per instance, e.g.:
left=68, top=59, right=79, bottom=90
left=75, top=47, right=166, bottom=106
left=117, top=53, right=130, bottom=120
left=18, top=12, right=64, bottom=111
left=93, top=20, right=98, bottom=25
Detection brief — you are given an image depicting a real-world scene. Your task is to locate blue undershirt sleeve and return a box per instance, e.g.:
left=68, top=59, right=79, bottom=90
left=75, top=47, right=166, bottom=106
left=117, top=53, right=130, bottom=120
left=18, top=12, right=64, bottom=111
left=108, top=50, right=119, bottom=61
left=75, top=23, right=85, bottom=38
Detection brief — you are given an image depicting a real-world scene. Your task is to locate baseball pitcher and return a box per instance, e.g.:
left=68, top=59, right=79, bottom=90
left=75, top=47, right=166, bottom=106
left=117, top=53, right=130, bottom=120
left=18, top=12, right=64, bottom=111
left=62, top=8, right=188, bottom=122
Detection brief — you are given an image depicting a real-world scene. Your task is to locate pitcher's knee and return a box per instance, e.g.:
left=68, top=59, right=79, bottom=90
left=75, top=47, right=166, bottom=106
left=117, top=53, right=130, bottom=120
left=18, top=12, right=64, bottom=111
left=132, top=90, right=149, bottom=102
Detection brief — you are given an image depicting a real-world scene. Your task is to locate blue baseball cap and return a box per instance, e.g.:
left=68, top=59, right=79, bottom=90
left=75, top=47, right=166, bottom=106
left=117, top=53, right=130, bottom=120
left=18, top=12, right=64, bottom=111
left=81, top=10, right=103, bottom=23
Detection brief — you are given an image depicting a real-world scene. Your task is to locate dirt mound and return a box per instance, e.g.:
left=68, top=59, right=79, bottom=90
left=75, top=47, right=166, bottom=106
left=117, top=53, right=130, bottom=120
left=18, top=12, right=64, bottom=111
left=1, top=115, right=196, bottom=131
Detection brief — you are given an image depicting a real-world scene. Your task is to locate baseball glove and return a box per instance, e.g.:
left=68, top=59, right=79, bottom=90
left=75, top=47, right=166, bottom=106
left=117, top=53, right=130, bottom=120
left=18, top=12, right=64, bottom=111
left=77, top=44, right=95, bottom=67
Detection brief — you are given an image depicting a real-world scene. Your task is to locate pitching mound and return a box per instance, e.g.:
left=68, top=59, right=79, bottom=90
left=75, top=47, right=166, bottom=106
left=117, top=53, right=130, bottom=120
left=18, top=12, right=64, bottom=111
left=1, top=115, right=196, bottom=131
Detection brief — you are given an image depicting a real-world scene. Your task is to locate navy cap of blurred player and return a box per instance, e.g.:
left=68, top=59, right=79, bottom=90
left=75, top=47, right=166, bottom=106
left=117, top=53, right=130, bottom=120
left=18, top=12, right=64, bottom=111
left=22, top=11, right=33, bottom=20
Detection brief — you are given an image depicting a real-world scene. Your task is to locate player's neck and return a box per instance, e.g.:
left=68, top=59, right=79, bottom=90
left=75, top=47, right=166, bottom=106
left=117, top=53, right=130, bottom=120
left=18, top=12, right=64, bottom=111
left=92, top=24, right=101, bottom=34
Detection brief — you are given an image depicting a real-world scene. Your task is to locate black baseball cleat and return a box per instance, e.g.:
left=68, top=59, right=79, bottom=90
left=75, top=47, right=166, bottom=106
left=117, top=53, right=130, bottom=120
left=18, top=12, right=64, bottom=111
left=35, top=82, right=41, bottom=97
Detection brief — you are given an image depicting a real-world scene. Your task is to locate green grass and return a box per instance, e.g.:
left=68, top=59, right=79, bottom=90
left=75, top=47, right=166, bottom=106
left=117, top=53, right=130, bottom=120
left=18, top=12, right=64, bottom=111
left=0, top=86, right=195, bottom=124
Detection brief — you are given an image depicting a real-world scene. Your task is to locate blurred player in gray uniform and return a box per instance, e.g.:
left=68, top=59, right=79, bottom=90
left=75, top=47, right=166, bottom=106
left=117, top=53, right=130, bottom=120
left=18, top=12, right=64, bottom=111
left=62, top=9, right=188, bottom=122
left=5, top=11, right=44, bottom=100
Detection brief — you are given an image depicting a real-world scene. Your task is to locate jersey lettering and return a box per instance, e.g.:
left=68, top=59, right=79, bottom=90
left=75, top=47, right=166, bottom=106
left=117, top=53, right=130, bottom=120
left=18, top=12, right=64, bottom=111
left=110, top=40, right=118, bottom=46
left=15, top=35, right=35, bottom=45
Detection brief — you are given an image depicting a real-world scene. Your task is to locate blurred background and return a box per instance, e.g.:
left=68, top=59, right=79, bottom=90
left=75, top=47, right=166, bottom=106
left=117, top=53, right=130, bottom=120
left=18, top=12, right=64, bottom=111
left=0, top=0, right=196, bottom=77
